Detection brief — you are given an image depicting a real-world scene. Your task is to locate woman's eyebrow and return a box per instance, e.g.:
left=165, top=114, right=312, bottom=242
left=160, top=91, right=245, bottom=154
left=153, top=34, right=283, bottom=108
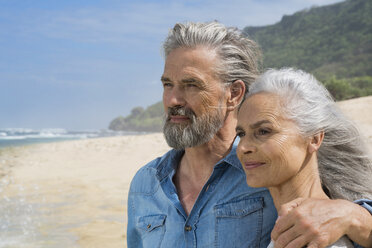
left=250, top=120, right=271, bottom=129
left=235, top=126, right=244, bottom=132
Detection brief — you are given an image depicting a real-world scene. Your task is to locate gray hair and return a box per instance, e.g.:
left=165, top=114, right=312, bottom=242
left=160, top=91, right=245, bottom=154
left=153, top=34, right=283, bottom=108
left=247, top=68, right=372, bottom=201
left=163, top=21, right=262, bottom=94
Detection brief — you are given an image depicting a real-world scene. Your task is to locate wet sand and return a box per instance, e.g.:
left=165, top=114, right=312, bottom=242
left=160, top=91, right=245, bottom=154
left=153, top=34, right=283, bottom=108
left=0, top=96, right=371, bottom=248
left=0, top=133, right=170, bottom=248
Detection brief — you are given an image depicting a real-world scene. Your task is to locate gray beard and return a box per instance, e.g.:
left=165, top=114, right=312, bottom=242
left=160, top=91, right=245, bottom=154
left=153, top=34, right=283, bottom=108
left=163, top=105, right=225, bottom=150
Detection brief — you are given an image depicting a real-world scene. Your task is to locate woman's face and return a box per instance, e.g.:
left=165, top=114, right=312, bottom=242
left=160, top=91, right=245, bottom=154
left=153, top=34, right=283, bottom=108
left=236, top=92, right=310, bottom=188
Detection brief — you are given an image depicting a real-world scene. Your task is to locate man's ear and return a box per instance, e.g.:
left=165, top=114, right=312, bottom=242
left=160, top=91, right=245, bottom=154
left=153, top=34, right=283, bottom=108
left=226, top=80, right=245, bottom=111
left=308, top=131, right=325, bottom=154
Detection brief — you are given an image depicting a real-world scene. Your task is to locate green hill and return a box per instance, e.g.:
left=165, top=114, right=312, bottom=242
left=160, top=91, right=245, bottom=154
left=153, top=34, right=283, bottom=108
left=243, top=0, right=372, bottom=80
left=109, top=102, right=164, bottom=132
left=109, top=0, right=372, bottom=132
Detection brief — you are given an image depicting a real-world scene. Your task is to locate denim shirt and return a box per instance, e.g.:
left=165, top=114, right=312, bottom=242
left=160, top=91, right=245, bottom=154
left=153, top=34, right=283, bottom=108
left=127, top=146, right=277, bottom=248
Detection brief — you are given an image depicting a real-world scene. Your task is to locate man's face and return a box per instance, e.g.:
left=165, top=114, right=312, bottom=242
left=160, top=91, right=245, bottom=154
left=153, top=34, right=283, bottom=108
left=161, top=46, right=228, bottom=149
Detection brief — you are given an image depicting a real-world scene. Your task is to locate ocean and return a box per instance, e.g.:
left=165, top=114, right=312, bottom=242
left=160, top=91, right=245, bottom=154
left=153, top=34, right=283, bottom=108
left=0, top=127, right=143, bottom=247
left=0, top=128, right=138, bottom=148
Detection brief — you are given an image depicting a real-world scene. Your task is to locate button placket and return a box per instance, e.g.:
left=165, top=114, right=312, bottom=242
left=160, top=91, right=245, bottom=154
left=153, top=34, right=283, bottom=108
left=184, top=225, right=192, bottom=231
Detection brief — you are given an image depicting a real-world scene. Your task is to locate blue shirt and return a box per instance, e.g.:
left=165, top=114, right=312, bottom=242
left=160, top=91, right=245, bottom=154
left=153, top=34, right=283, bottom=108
left=127, top=146, right=277, bottom=248
left=354, top=199, right=372, bottom=213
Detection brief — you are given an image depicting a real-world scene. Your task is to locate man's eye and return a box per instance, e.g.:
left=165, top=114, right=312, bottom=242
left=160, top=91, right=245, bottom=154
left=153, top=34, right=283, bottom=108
left=163, top=82, right=172, bottom=88
left=185, top=83, right=197, bottom=88
left=257, top=129, right=270, bottom=135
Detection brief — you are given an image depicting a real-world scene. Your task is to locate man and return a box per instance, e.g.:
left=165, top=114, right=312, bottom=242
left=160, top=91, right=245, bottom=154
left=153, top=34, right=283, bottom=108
left=127, top=22, right=372, bottom=248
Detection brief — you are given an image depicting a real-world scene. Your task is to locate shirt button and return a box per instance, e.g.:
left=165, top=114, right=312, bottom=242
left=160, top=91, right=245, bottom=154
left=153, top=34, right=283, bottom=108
left=184, top=225, right=192, bottom=231
left=147, top=224, right=151, bottom=229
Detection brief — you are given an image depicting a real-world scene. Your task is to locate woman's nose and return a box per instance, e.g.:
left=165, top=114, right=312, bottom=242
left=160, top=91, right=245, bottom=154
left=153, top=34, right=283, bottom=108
left=237, top=139, right=257, bottom=155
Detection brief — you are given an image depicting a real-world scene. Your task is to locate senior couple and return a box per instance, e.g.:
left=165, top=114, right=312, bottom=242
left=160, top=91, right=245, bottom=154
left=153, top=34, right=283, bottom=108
left=127, top=22, right=372, bottom=248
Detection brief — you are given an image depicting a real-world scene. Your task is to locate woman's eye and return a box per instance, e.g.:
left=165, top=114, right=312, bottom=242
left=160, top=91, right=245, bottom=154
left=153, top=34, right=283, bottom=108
left=236, top=131, right=245, bottom=137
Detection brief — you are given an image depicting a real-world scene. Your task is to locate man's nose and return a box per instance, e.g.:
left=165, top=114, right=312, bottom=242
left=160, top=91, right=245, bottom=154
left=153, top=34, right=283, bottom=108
left=166, top=86, right=186, bottom=107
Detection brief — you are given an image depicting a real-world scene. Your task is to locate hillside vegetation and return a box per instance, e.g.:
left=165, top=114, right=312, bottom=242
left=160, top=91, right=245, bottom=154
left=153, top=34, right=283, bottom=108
left=109, top=102, right=163, bottom=132
left=244, top=0, right=372, bottom=79
left=109, top=0, right=372, bottom=132
left=244, top=0, right=372, bottom=100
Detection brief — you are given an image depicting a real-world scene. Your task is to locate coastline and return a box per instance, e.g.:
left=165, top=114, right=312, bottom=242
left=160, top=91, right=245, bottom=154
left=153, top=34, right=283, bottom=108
left=0, top=133, right=170, bottom=248
left=0, top=96, right=371, bottom=248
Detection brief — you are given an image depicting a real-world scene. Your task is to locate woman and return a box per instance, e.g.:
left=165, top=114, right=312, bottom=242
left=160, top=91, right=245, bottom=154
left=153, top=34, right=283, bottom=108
left=236, top=68, right=372, bottom=247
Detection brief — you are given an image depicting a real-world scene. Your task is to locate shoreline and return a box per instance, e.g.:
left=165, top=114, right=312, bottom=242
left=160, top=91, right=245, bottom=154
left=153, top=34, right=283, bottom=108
left=0, top=130, right=153, bottom=149
left=0, top=133, right=170, bottom=248
left=0, top=96, right=371, bottom=247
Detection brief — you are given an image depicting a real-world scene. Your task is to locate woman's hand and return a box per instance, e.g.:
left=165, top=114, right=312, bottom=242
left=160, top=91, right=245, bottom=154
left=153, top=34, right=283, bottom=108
left=271, top=198, right=372, bottom=248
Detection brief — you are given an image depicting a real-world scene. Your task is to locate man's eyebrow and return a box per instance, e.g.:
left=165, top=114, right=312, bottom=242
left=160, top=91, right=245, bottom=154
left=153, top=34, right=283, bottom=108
left=160, top=76, right=171, bottom=82
left=181, top=78, right=199, bottom=84
left=250, top=120, right=271, bottom=129
left=160, top=76, right=204, bottom=86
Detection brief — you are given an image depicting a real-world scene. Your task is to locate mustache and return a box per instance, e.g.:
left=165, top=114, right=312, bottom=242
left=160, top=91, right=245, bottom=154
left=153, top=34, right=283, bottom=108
left=166, top=106, right=196, bottom=120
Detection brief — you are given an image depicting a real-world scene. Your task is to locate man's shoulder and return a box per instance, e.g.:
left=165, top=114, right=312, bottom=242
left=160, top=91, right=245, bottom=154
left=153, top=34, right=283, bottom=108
left=136, top=149, right=179, bottom=174
left=129, top=149, right=179, bottom=194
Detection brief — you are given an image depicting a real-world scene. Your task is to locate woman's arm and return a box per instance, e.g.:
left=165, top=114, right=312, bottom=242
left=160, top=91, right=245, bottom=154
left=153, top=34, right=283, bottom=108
left=271, top=198, right=372, bottom=248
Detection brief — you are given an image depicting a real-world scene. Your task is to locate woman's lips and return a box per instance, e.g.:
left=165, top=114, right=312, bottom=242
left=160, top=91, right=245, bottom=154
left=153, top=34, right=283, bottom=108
left=243, top=161, right=266, bottom=170
left=170, top=115, right=190, bottom=123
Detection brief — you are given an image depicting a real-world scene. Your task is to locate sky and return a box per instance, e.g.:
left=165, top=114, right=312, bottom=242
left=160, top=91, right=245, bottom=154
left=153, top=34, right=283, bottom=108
left=0, top=0, right=344, bottom=130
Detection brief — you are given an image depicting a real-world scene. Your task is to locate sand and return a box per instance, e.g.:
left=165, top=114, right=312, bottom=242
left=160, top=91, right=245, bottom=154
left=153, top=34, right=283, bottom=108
left=0, top=96, right=371, bottom=248
left=0, top=133, right=170, bottom=248
left=337, top=96, right=372, bottom=151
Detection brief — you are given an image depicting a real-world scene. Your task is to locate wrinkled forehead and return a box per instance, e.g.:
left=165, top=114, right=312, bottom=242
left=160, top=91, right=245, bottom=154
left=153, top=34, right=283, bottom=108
left=164, top=47, right=221, bottom=74
left=243, top=92, right=283, bottom=111
left=163, top=47, right=226, bottom=92
left=238, top=93, right=287, bottom=122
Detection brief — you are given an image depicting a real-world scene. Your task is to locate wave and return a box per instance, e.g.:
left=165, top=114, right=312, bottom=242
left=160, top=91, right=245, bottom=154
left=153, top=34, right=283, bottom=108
left=0, top=128, right=68, bottom=140
left=0, top=136, right=27, bottom=140
left=0, top=128, right=140, bottom=147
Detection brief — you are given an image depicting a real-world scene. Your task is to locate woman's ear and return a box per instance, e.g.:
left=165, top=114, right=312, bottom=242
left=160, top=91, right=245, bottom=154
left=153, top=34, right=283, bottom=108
left=226, top=80, right=245, bottom=111
left=308, top=131, right=325, bottom=154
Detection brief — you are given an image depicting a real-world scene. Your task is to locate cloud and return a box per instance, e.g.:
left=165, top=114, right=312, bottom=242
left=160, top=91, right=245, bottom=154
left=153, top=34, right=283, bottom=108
left=2, top=0, right=344, bottom=44
left=0, top=0, right=345, bottom=129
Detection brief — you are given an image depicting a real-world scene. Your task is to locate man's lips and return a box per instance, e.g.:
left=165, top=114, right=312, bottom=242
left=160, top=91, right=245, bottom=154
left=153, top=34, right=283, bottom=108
left=243, top=161, right=266, bottom=170
left=170, top=115, right=190, bottom=123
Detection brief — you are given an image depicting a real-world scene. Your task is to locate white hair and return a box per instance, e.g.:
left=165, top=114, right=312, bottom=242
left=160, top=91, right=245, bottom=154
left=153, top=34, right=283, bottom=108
left=247, top=68, right=372, bottom=200
left=163, top=21, right=262, bottom=93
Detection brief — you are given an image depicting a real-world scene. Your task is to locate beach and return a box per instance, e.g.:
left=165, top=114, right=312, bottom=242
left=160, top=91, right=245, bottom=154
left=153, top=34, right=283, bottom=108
left=1, top=96, right=371, bottom=248
left=0, top=133, right=170, bottom=248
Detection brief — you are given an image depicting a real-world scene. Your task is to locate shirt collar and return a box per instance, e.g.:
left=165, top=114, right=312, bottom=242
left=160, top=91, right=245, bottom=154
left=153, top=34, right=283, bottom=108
left=155, top=144, right=243, bottom=181
left=223, top=145, right=243, bottom=171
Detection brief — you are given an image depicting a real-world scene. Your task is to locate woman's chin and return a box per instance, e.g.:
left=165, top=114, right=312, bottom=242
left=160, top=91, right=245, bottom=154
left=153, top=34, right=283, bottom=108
left=245, top=178, right=268, bottom=188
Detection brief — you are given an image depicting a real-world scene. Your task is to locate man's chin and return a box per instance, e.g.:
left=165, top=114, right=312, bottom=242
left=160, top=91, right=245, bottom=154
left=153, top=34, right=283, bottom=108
left=165, top=121, right=190, bottom=129
left=163, top=127, right=214, bottom=150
